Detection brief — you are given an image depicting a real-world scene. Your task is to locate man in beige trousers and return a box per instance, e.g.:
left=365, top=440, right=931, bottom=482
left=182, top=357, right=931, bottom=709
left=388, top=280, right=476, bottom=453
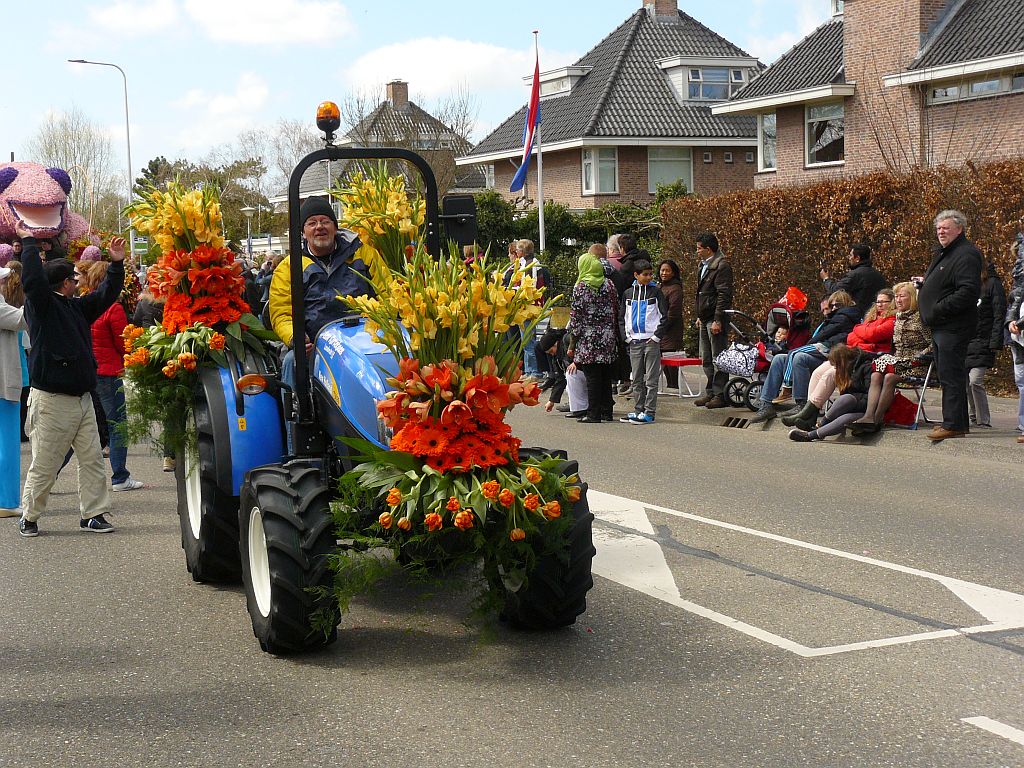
left=16, top=222, right=126, bottom=537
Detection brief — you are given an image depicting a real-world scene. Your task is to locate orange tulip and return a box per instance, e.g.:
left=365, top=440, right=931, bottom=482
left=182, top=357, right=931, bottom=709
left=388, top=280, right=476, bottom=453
left=446, top=496, right=461, bottom=512
left=566, top=486, right=581, bottom=503
left=454, top=510, right=474, bottom=530
left=397, top=517, right=412, bottom=532
left=424, top=512, right=443, bottom=532
left=378, top=512, right=393, bottom=529
left=386, top=487, right=402, bottom=506
left=481, top=480, right=500, bottom=501
left=524, top=467, right=542, bottom=484
left=523, top=494, right=540, bottom=512
left=509, top=527, right=526, bottom=542
left=498, top=489, right=515, bottom=508
left=543, top=501, right=561, bottom=520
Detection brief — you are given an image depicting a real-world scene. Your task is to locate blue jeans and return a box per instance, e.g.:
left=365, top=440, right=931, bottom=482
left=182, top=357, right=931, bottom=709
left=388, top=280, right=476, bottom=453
left=95, top=375, right=130, bottom=485
left=523, top=328, right=539, bottom=376
left=759, top=353, right=788, bottom=404
left=790, top=349, right=826, bottom=401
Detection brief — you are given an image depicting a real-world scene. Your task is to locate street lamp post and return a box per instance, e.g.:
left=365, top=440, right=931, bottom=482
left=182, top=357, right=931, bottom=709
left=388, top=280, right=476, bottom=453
left=68, top=58, right=134, bottom=257
left=241, top=206, right=256, bottom=259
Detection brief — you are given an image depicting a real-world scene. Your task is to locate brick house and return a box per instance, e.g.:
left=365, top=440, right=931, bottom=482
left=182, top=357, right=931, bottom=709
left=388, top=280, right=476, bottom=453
left=713, top=0, right=1024, bottom=188
left=456, top=0, right=763, bottom=210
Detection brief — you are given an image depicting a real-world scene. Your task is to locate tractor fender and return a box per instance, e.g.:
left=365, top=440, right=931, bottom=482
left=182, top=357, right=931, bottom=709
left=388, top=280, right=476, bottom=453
left=198, top=352, right=286, bottom=497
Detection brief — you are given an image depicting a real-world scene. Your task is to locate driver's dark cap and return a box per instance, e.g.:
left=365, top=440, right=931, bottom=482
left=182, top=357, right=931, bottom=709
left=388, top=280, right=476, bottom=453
left=299, top=197, right=338, bottom=228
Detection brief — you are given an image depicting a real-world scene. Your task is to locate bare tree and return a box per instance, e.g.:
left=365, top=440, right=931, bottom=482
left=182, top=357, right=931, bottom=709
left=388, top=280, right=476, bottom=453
left=22, top=105, right=121, bottom=223
left=266, top=118, right=322, bottom=188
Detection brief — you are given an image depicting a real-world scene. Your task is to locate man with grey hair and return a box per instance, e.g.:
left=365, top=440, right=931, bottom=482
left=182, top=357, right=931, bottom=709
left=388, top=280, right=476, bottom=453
left=917, top=209, right=982, bottom=440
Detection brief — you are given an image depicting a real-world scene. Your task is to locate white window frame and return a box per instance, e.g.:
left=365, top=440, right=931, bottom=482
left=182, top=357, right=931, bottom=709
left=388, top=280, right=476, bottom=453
left=745, top=151, right=755, bottom=163
left=805, top=101, right=845, bottom=167
left=687, top=66, right=745, bottom=101
left=724, top=151, right=733, bottom=164
left=927, top=71, right=1024, bottom=105
left=484, top=164, right=495, bottom=190
left=702, top=151, right=713, bottom=164
left=832, top=0, right=844, bottom=15
left=647, top=147, right=693, bottom=195
left=581, top=147, right=618, bottom=195
left=758, top=112, right=777, bottom=172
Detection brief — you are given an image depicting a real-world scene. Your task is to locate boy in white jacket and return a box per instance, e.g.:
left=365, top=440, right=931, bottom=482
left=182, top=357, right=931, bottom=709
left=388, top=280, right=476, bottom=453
left=619, top=260, right=669, bottom=423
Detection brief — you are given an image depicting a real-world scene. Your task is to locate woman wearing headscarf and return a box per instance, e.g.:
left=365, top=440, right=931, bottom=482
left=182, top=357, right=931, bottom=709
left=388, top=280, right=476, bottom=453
left=0, top=265, right=28, bottom=516
left=568, top=253, right=619, bottom=423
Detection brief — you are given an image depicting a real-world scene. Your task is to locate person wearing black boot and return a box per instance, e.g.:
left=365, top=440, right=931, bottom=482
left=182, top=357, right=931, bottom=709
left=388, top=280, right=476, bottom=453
left=569, top=253, right=618, bottom=423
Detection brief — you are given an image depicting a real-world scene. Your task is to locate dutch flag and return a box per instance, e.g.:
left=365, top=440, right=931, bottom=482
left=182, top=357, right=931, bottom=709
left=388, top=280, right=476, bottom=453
left=510, top=51, right=541, bottom=193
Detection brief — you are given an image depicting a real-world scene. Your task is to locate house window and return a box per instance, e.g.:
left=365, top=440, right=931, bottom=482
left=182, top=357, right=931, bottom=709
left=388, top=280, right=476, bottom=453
left=1014, top=72, right=1024, bottom=91
left=758, top=112, right=777, bottom=171
left=648, top=147, right=692, bottom=194
left=970, top=78, right=1001, bottom=96
left=582, top=147, right=618, bottom=194
left=688, top=67, right=740, bottom=100
left=484, top=164, right=495, bottom=190
left=928, top=72, right=1024, bottom=104
left=745, top=151, right=755, bottom=163
left=832, top=0, right=844, bottom=15
left=931, top=84, right=960, bottom=101
left=702, top=152, right=713, bottom=163
left=724, top=152, right=733, bottom=164
left=540, top=77, right=571, bottom=98
left=806, top=102, right=844, bottom=165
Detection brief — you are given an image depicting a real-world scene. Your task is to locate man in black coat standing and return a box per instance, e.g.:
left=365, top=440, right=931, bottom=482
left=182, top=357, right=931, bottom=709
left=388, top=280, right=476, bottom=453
left=693, top=231, right=734, bottom=408
left=820, top=243, right=888, bottom=317
left=917, top=210, right=982, bottom=441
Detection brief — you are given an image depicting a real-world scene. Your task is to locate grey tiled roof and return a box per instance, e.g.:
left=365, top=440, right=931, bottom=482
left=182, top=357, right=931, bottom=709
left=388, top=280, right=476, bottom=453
left=351, top=101, right=473, bottom=153
left=912, top=0, right=1024, bottom=70
left=727, top=17, right=844, bottom=101
left=467, top=8, right=758, bottom=158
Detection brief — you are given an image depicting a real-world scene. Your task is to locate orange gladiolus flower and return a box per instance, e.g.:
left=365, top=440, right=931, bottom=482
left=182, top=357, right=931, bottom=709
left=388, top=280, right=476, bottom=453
left=523, top=494, right=540, bottom=512
left=454, top=510, right=474, bottom=530
left=509, top=527, right=526, bottom=542
left=378, top=512, right=394, bottom=529
left=498, top=488, right=515, bottom=508
left=543, top=501, right=561, bottom=520
left=424, top=512, right=443, bottom=532
left=524, top=467, right=542, bottom=484
left=386, top=487, right=402, bottom=506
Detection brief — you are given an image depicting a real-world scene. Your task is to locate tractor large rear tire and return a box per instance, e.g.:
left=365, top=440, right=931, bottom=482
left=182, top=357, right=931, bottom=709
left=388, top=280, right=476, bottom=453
left=175, top=400, right=241, bottom=583
left=239, top=461, right=339, bottom=654
left=498, top=458, right=596, bottom=630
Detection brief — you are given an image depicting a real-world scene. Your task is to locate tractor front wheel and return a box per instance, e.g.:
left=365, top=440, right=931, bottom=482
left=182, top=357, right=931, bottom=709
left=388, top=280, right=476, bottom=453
left=239, top=461, right=339, bottom=654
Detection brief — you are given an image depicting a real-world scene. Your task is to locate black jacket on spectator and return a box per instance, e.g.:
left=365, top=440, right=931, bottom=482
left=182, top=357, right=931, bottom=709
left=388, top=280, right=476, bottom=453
left=22, top=237, right=124, bottom=396
left=809, top=306, right=861, bottom=349
left=824, top=260, right=889, bottom=317
left=132, top=296, right=164, bottom=328
left=694, top=252, right=734, bottom=325
left=611, top=248, right=650, bottom=296
left=918, top=232, right=983, bottom=331
left=965, top=271, right=1007, bottom=369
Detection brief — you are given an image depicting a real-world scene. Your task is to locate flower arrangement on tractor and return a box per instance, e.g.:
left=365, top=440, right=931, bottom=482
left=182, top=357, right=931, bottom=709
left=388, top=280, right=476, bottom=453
left=121, top=182, right=277, bottom=449
left=320, top=176, right=595, bottom=622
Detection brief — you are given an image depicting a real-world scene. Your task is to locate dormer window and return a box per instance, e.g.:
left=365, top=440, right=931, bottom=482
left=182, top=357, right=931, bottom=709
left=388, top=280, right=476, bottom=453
left=688, top=67, right=744, bottom=100
left=528, top=66, right=593, bottom=100
left=658, top=56, right=758, bottom=103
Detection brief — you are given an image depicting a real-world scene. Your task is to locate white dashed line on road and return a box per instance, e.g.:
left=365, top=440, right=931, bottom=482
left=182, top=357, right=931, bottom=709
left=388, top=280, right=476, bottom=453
left=961, top=717, right=1024, bottom=747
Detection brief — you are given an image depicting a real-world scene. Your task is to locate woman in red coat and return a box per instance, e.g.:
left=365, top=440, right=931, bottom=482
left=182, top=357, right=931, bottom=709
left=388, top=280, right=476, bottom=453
left=80, top=261, right=143, bottom=491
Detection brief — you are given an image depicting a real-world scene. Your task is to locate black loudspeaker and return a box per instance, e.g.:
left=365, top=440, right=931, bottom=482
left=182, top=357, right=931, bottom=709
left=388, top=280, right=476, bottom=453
left=440, top=194, right=478, bottom=248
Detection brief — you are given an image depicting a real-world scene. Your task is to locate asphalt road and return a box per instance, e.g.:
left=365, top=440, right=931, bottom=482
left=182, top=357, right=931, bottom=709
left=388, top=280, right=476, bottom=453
left=2, top=389, right=1022, bottom=768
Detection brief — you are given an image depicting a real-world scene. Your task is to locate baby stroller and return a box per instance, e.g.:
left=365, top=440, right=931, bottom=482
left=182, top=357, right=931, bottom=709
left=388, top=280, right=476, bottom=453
left=718, top=290, right=812, bottom=411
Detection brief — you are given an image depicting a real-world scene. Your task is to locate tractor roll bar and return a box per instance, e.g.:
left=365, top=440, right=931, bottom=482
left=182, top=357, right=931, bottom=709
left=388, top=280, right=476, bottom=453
left=286, top=147, right=440, bottom=433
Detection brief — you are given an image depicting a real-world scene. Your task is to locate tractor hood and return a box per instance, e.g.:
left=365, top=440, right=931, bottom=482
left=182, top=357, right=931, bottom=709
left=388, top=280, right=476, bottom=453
left=311, top=318, right=399, bottom=448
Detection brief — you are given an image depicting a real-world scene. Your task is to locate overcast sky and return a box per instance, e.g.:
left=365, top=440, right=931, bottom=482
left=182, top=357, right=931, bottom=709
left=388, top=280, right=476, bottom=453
left=4, top=0, right=830, bottom=175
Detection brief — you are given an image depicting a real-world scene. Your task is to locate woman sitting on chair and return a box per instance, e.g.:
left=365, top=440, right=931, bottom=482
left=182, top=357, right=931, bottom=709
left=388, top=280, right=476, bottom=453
left=849, top=281, right=932, bottom=434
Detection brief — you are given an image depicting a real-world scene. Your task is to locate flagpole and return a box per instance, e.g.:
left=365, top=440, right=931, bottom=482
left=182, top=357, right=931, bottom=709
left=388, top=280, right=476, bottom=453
left=534, top=30, right=546, bottom=253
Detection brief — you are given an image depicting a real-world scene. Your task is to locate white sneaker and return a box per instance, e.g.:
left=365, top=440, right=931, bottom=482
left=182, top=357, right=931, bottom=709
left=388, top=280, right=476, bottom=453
left=0, top=506, right=23, bottom=518
left=112, top=478, right=144, bottom=492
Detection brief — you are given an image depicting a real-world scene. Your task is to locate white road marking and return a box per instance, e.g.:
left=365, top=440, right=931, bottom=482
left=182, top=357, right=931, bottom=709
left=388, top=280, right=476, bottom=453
left=588, top=490, right=1024, bottom=657
left=961, top=717, right=1024, bottom=747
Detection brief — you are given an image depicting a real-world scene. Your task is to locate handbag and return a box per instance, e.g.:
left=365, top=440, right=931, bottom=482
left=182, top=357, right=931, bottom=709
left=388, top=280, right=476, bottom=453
left=714, top=343, right=757, bottom=378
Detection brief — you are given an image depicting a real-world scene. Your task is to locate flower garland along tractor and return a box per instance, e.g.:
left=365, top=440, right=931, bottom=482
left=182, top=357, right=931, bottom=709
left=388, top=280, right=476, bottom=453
left=175, top=102, right=595, bottom=654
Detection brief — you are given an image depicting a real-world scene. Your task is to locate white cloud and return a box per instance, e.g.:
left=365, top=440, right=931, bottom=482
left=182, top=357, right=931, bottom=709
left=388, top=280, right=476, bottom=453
left=170, top=73, right=271, bottom=148
left=88, top=0, right=180, bottom=34
left=744, top=0, right=829, bottom=63
left=181, top=0, right=353, bottom=44
left=343, top=37, right=578, bottom=100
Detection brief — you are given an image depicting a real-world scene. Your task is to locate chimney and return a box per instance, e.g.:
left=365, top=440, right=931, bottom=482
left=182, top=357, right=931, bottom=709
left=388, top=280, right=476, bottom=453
left=386, top=80, right=409, bottom=108
left=642, top=0, right=678, bottom=17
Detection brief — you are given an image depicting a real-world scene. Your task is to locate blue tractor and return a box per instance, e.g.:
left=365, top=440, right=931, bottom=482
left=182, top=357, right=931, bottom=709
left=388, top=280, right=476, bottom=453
left=174, top=105, right=595, bottom=654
